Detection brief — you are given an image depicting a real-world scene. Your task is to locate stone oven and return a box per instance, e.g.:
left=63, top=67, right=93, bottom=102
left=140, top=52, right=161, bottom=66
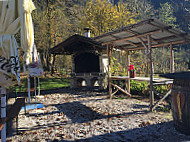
left=51, top=32, right=107, bottom=89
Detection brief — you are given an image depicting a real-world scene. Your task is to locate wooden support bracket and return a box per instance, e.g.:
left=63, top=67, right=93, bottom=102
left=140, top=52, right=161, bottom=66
left=111, top=89, right=119, bottom=97
left=111, top=83, right=131, bottom=97
left=152, top=89, right=172, bottom=110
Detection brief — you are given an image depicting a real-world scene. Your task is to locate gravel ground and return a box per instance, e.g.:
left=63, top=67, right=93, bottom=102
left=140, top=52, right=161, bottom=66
left=6, top=89, right=190, bottom=142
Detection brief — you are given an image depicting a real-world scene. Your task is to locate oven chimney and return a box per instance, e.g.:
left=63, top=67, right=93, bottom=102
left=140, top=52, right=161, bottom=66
left=84, top=27, right=91, bottom=37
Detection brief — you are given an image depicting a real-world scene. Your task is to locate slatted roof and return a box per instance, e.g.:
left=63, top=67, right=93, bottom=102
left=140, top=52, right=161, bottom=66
left=51, top=34, right=105, bottom=55
left=93, top=19, right=190, bottom=50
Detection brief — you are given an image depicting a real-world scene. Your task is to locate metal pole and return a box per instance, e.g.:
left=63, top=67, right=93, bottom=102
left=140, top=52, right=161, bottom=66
left=34, top=77, right=37, bottom=110
left=28, top=75, right=31, bottom=103
left=38, top=77, right=40, bottom=95
left=1, top=87, right=6, bottom=142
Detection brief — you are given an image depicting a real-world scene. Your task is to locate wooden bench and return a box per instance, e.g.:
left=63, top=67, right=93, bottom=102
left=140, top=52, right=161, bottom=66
left=0, top=97, right=25, bottom=134
left=7, top=97, right=25, bottom=120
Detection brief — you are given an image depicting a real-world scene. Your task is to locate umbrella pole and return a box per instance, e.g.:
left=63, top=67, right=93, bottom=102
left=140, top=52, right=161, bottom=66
left=38, top=77, right=40, bottom=96
left=28, top=75, right=31, bottom=103
left=1, top=87, right=6, bottom=142
left=34, top=77, right=37, bottom=110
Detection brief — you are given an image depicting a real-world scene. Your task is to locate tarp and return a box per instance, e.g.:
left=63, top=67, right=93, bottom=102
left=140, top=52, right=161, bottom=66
left=0, top=0, right=36, bottom=87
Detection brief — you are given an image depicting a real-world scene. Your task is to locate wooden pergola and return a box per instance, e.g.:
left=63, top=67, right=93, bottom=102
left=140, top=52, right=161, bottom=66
left=93, top=19, right=190, bottom=111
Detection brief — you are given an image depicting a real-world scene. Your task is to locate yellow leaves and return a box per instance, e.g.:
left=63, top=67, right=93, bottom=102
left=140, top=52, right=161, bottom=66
left=82, top=0, right=138, bottom=36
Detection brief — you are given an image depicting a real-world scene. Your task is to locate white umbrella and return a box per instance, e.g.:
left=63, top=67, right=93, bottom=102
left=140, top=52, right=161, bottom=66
left=27, top=44, right=44, bottom=104
left=0, top=0, right=36, bottom=141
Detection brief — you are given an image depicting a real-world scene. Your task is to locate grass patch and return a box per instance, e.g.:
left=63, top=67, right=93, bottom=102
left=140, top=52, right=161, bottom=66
left=12, top=77, right=70, bottom=92
left=39, top=78, right=70, bottom=90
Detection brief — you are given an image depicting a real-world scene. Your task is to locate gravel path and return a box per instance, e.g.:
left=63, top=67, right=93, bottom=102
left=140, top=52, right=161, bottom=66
left=6, top=89, right=190, bottom=142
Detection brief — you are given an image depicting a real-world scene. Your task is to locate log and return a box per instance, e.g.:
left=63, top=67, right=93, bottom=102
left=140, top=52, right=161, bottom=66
left=111, top=83, right=131, bottom=97
left=111, top=89, right=119, bottom=97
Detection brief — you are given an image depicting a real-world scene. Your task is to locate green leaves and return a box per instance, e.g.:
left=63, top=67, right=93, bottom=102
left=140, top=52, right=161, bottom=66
left=159, top=2, right=177, bottom=27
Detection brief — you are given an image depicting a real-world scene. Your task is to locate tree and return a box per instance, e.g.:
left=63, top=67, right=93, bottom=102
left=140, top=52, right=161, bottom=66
left=32, top=0, right=72, bottom=72
left=80, top=0, right=138, bottom=36
left=158, top=2, right=177, bottom=27
left=123, top=0, right=155, bottom=20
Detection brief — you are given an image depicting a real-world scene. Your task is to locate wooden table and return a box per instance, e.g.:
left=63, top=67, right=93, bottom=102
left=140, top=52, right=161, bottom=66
left=110, top=76, right=173, bottom=109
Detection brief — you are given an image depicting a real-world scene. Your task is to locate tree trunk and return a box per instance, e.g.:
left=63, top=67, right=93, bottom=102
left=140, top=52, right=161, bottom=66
left=51, top=54, right=56, bottom=76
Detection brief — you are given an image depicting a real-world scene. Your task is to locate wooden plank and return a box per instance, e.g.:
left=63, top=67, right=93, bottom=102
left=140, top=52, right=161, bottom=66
left=111, top=76, right=173, bottom=83
left=153, top=81, right=173, bottom=86
left=111, top=83, right=131, bottom=97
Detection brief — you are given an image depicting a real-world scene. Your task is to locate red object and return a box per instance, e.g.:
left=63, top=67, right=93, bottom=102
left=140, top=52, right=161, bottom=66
left=128, top=65, right=136, bottom=71
left=129, top=70, right=136, bottom=78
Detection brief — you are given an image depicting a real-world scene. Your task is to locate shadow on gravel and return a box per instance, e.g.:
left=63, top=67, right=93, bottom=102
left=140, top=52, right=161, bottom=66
left=17, top=102, right=149, bottom=134
left=132, top=104, right=149, bottom=109
left=59, top=121, right=190, bottom=142
left=55, top=101, right=149, bottom=123
left=27, top=101, right=149, bottom=124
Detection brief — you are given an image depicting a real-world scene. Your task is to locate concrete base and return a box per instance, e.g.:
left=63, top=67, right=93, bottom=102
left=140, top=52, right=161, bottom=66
left=70, top=73, right=106, bottom=90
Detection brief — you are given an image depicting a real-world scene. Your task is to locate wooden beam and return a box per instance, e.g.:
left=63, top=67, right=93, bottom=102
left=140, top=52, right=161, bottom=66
left=170, top=44, right=175, bottom=73
left=126, top=50, right=130, bottom=93
left=152, top=40, right=187, bottom=48
left=138, top=37, right=148, bottom=49
left=111, top=89, right=119, bottom=97
left=102, top=29, right=162, bottom=45
left=111, top=83, right=131, bottom=97
left=109, top=35, right=138, bottom=47
left=125, top=29, right=159, bottom=44
left=147, top=35, right=154, bottom=111
left=152, top=89, right=172, bottom=110
left=107, top=44, right=112, bottom=99
left=118, top=40, right=190, bottom=51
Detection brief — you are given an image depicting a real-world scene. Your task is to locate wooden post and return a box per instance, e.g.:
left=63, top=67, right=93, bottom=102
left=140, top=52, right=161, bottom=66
left=126, top=50, right=130, bottom=93
left=170, top=44, right=174, bottom=73
left=148, top=35, right=154, bottom=111
left=1, top=87, right=6, bottom=142
left=107, top=44, right=112, bottom=99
